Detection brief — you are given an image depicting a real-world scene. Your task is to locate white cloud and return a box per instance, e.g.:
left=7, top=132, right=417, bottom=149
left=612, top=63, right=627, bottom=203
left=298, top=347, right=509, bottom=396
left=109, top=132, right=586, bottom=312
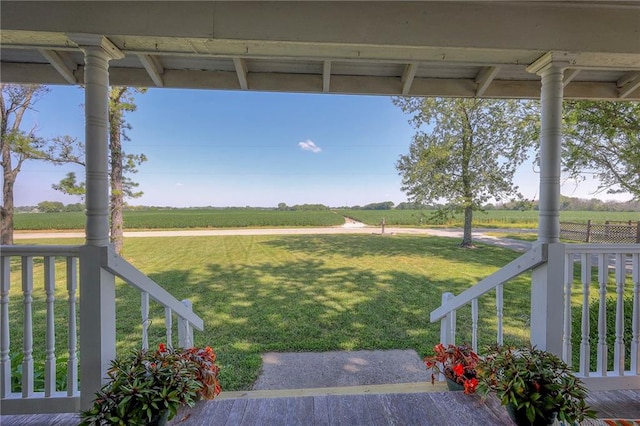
left=298, top=139, right=322, bottom=153
left=175, top=183, right=185, bottom=187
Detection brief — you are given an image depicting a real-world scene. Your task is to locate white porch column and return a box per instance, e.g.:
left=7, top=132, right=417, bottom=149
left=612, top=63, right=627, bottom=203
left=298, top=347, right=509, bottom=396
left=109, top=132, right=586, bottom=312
left=526, top=53, right=570, bottom=355
left=69, top=34, right=124, bottom=246
left=68, top=34, right=123, bottom=409
left=533, top=57, right=566, bottom=244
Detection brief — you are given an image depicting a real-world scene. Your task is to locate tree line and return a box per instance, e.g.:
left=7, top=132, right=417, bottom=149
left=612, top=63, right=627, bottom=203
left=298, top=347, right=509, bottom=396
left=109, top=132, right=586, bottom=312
left=20, top=195, right=640, bottom=214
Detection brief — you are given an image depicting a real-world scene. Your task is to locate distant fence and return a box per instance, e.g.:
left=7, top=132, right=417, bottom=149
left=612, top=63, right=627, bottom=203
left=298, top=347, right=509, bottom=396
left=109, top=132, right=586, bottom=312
left=560, top=220, right=640, bottom=243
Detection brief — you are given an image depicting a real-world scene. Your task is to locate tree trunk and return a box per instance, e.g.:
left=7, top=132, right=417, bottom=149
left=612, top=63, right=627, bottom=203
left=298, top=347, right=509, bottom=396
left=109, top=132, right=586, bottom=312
left=1, top=85, right=37, bottom=245
left=459, top=106, right=475, bottom=249
left=461, top=206, right=474, bottom=248
left=1, top=118, right=14, bottom=244
left=109, top=89, right=125, bottom=254
left=1, top=173, right=14, bottom=245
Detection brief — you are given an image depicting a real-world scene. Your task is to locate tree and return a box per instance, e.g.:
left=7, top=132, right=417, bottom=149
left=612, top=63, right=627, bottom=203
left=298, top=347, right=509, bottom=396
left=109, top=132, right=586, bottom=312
left=563, top=101, right=640, bottom=200
left=37, top=201, right=65, bottom=213
left=54, top=87, right=146, bottom=253
left=362, top=201, right=395, bottom=210
left=393, top=97, right=538, bottom=247
left=1, top=84, right=82, bottom=244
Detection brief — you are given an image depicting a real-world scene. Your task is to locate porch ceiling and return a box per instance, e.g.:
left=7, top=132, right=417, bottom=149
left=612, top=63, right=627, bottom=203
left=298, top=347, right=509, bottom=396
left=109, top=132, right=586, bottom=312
left=1, top=1, right=639, bottom=100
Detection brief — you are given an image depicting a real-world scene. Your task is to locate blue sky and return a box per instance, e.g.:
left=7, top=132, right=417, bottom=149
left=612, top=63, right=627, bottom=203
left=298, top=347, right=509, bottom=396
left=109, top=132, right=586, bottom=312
left=13, top=86, right=631, bottom=208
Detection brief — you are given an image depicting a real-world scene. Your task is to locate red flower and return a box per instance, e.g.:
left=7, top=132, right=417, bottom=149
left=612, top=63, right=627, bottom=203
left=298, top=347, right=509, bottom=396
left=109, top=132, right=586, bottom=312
left=452, top=363, right=464, bottom=378
left=159, top=343, right=166, bottom=352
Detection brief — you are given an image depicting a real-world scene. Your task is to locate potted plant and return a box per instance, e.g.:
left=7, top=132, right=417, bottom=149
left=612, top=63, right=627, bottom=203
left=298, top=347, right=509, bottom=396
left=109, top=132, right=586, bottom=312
left=423, top=343, right=479, bottom=394
left=476, top=344, right=596, bottom=425
left=79, top=344, right=221, bottom=425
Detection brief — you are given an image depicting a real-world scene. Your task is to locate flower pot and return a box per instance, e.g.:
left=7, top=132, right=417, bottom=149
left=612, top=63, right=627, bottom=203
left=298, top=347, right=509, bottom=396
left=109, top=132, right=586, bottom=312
left=149, top=409, right=170, bottom=426
left=445, top=377, right=464, bottom=392
left=506, top=403, right=556, bottom=426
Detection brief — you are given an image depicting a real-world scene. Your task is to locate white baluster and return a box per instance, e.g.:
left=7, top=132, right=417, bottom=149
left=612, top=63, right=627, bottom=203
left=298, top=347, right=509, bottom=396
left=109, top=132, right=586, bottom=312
left=631, top=253, right=639, bottom=375
left=471, top=298, right=478, bottom=353
left=165, top=307, right=173, bottom=349
left=1, top=256, right=11, bottom=398
left=141, top=292, right=150, bottom=351
left=22, top=256, right=34, bottom=397
left=44, top=257, right=57, bottom=396
left=178, top=299, right=194, bottom=348
left=450, top=308, right=457, bottom=346
left=496, top=284, right=504, bottom=345
left=439, top=292, right=454, bottom=349
left=597, top=253, right=608, bottom=376
left=614, top=254, right=626, bottom=375
left=580, top=253, right=591, bottom=376
left=563, top=253, right=573, bottom=365
left=66, top=257, right=78, bottom=396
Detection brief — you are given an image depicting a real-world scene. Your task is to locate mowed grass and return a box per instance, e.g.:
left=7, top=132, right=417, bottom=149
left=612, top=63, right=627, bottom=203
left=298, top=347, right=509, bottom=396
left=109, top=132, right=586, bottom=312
left=9, top=234, right=532, bottom=392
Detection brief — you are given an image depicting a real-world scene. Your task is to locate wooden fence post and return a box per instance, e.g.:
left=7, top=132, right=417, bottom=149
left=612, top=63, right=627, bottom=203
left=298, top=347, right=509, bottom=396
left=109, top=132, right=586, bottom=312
left=636, top=221, right=640, bottom=243
left=586, top=220, right=592, bottom=243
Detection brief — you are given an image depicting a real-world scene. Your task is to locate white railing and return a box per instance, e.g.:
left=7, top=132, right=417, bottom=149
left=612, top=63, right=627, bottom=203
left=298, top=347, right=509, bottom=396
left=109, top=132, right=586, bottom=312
left=430, top=242, right=640, bottom=391
left=1, top=246, right=82, bottom=414
left=0, top=244, right=204, bottom=415
left=430, top=244, right=548, bottom=351
left=564, top=244, right=640, bottom=390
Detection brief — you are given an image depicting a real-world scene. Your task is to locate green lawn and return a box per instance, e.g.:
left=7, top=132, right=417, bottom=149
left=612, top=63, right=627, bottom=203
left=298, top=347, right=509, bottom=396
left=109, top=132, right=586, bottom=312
left=9, top=233, right=637, bottom=393
left=9, top=234, right=533, bottom=391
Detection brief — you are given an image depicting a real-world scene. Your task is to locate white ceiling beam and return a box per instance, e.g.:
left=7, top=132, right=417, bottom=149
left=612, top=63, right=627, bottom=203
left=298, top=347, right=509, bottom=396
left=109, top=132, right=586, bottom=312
left=401, top=63, right=418, bottom=95
left=38, top=49, right=77, bottom=84
left=617, top=71, right=640, bottom=98
left=138, top=54, right=164, bottom=87
left=475, top=66, right=500, bottom=97
left=2, top=62, right=637, bottom=101
left=322, top=60, right=331, bottom=93
left=233, top=57, right=248, bottom=90
left=563, top=69, right=581, bottom=87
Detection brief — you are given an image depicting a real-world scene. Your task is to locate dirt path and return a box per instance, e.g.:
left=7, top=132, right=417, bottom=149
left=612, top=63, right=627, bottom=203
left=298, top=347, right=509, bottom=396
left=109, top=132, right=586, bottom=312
left=14, top=224, right=532, bottom=252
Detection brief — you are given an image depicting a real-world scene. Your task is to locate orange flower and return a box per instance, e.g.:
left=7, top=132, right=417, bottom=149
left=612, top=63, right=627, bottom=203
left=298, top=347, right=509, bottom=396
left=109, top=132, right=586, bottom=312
left=464, top=377, right=478, bottom=394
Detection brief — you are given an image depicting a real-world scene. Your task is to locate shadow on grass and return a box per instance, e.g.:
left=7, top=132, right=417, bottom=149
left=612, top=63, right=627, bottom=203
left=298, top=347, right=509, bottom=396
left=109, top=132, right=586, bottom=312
left=129, top=255, right=531, bottom=391
left=261, top=234, right=518, bottom=269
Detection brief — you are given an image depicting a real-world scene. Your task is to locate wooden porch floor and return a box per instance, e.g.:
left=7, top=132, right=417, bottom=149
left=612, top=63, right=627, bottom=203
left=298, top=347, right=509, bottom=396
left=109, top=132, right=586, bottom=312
left=2, top=387, right=639, bottom=425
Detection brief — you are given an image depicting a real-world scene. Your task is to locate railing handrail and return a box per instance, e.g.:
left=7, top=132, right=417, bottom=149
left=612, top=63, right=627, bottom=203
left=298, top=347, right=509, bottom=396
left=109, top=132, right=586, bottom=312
left=429, top=243, right=547, bottom=323
left=0, top=245, right=82, bottom=257
left=565, top=244, right=640, bottom=254
left=102, top=247, right=204, bottom=331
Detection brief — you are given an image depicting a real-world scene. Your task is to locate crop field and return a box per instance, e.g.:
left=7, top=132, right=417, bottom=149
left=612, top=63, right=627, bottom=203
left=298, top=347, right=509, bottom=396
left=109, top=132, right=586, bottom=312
left=14, top=209, right=345, bottom=230
left=13, top=208, right=638, bottom=231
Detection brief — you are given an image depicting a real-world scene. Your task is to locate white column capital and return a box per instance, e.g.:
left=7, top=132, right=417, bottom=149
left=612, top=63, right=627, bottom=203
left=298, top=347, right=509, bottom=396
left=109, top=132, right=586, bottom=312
left=67, top=33, right=124, bottom=60
left=526, top=51, right=575, bottom=76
